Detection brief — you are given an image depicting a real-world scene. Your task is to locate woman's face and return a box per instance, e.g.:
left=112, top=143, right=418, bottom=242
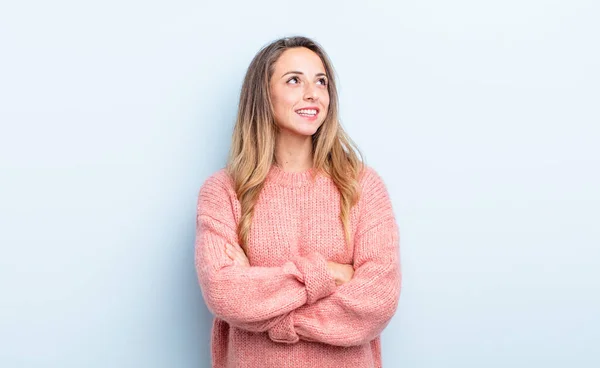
left=269, top=47, right=330, bottom=137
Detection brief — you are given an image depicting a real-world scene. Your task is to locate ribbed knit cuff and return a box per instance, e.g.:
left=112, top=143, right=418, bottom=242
left=268, top=311, right=299, bottom=344
left=292, top=252, right=337, bottom=305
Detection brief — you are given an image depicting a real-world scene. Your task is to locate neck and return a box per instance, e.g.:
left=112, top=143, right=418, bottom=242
left=274, top=130, right=313, bottom=172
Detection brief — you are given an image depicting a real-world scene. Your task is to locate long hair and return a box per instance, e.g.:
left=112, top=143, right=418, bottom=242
left=226, top=36, right=364, bottom=255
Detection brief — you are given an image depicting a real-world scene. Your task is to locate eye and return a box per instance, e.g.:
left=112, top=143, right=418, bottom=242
left=286, top=76, right=300, bottom=84
left=317, top=77, right=328, bottom=86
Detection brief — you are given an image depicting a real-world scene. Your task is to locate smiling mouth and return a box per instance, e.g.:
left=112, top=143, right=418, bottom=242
left=295, top=108, right=319, bottom=117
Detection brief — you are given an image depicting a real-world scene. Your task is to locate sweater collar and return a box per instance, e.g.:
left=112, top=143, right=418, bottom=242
left=267, top=164, right=318, bottom=188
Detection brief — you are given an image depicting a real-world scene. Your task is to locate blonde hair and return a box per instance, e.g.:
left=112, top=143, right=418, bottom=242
left=226, top=36, right=364, bottom=255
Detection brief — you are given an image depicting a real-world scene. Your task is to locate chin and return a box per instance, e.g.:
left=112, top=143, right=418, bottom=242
left=280, top=122, right=324, bottom=137
left=289, top=129, right=318, bottom=138
left=297, top=125, right=323, bottom=136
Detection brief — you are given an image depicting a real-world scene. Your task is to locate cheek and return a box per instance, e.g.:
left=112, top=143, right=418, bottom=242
left=271, top=98, right=296, bottom=126
left=283, top=94, right=299, bottom=110
left=271, top=98, right=288, bottom=120
left=321, top=89, right=330, bottom=104
left=272, top=92, right=296, bottom=113
left=322, top=94, right=330, bottom=113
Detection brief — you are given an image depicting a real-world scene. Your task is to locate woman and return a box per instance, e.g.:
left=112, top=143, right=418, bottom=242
left=195, top=36, right=401, bottom=368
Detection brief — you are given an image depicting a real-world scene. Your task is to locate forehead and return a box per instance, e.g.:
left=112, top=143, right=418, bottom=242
left=273, top=47, right=326, bottom=74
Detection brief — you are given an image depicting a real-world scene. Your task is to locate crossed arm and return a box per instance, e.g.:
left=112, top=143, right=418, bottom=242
left=195, top=169, right=401, bottom=347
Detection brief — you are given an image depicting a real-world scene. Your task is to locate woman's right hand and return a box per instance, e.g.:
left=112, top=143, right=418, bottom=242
left=327, top=261, right=355, bottom=286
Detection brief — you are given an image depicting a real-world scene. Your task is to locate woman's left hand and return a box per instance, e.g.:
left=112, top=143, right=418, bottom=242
left=225, top=243, right=250, bottom=267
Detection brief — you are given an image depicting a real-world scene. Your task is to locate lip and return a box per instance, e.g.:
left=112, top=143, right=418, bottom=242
left=295, top=106, right=320, bottom=121
left=295, top=106, right=320, bottom=113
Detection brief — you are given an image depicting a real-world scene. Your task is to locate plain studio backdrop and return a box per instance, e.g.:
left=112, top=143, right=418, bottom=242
left=1, top=1, right=598, bottom=367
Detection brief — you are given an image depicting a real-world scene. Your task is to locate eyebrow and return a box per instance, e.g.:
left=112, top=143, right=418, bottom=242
left=281, top=71, right=328, bottom=79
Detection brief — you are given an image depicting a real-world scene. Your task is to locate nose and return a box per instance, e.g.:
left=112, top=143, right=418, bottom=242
left=303, top=83, right=319, bottom=101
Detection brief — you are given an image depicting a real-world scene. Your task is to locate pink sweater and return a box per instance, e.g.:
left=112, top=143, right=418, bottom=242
left=195, top=164, right=402, bottom=368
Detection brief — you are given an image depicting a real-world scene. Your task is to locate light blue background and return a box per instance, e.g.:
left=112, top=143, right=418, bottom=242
left=1, top=1, right=598, bottom=367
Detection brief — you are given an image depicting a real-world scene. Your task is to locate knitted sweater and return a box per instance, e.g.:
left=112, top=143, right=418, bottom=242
left=195, top=164, right=401, bottom=368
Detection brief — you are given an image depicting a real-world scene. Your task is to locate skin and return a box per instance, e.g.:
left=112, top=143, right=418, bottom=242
left=270, top=47, right=330, bottom=172
left=225, top=47, right=354, bottom=286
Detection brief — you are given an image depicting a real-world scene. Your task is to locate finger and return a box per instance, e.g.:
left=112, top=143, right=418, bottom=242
left=225, top=248, right=235, bottom=261
left=229, top=244, right=248, bottom=261
left=225, top=243, right=238, bottom=257
left=229, top=249, right=242, bottom=263
left=229, top=246, right=245, bottom=261
left=232, top=244, right=246, bottom=256
left=225, top=246, right=240, bottom=262
left=229, top=252, right=243, bottom=265
left=233, top=250, right=247, bottom=265
left=225, top=243, right=250, bottom=266
left=235, top=252, right=249, bottom=266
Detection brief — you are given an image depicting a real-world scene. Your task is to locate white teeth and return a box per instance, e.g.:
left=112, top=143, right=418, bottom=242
left=296, top=109, right=317, bottom=116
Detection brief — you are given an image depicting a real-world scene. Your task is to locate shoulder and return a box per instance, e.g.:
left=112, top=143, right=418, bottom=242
left=357, top=164, right=389, bottom=199
left=200, top=168, right=234, bottom=193
left=355, top=164, right=395, bottom=233
left=197, top=168, right=237, bottom=213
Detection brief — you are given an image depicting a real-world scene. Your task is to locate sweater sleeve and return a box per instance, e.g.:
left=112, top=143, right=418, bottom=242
left=194, top=171, right=337, bottom=329
left=265, top=167, right=402, bottom=347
